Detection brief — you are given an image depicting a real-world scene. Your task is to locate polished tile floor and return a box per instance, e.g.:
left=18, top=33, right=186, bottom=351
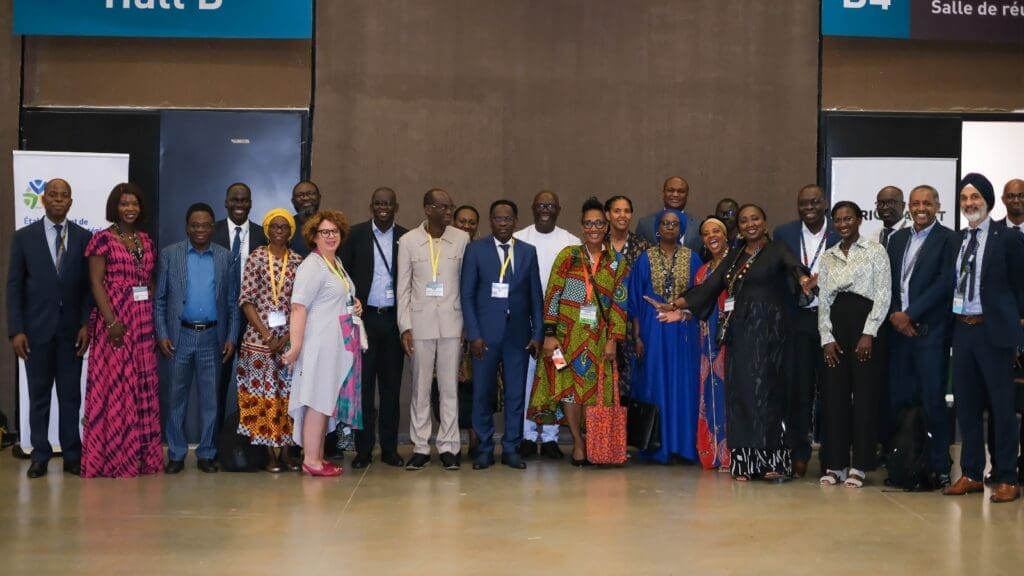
left=1, top=448, right=1022, bottom=576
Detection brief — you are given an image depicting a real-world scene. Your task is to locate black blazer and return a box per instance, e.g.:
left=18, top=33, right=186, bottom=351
left=886, top=222, right=955, bottom=346
left=212, top=219, right=268, bottom=257
left=340, top=220, right=408, bottom=305
left=773, top=218, right=840, bottom=264
left=948, top=219, right=1024, bottom=347
left=6, top=219, right=93, bottom=344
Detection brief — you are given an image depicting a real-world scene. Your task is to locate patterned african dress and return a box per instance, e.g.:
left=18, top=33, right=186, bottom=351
left=236, top=246, right=301, bottom=447
left=528, top=245, right=628, bottom=423
left=627, top=245, right=702, bottom=463
left=609, top=231, right=650, bottom=397
left=81, top=229, right=163, bottom=478
left=695, top=259, right=730, bottom=470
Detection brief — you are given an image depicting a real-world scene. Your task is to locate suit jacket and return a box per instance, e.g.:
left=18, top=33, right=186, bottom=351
left=212, top=219, right=267, bottom=256
left=460, top=236, right=544, bottom=345
left=289, top=213, right=311, bottom=257
left=6, top=219, right=93, bottom=344
left=886, top=222, right=955, bottom=346
left=948, top=219, right=1024, bottom=347
left=636, top=210, right=702, bottom=252
left=773, top=218, right=840, bottom=264
left=340, top=220, right=408, bottom=306
left=396, top=223, right=470, bottom=340
left=154, top=240, right=241, bottom=346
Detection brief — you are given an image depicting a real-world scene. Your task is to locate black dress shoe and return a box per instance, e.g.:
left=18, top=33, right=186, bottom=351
left=27, top=461, right=47, bottom=479
left=472, top=454, right=495, bottom=470
left=518, top=440, right=538, bottom=459
left=501, top=454, right=527, bottom=469
left=406, top=453, right=430, bottom=470
left=197, top=459, right=219, bottom=473
left=381, top=453, right=405, bottom=467
left=352, top=454, right=371, bottom=469
left=165, top=460, right=185, bottom=474
left=540, top=441, right=564, bottom=460
left=439, top=451, right=460, bottom=470
left=570, top=457, right=590, bottom=467
left=63, top=461, right=81, bottom=476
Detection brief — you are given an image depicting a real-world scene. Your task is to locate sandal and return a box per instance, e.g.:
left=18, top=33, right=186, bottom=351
left=844, top=468, right=865, bottom=488
left=762, top=471, right=791, bottom=484
left=819, top=469, right=845, bottom=486
left=733, top=474, right=751, bottom=482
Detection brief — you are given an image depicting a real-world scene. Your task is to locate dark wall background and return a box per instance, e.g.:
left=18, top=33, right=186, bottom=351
left=311, top=1, right=821, bottom=231
left=0, top=4, right=20, bottom=420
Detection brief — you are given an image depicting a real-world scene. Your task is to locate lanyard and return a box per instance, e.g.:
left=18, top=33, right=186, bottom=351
left=957, top=232, right=980, bottom=293
left=800, top=229, right=827, bottom=270
left=268, top=250, right=290, bottom=307
left=427, top=229, right=442, bottom=282
left=321, top=253, right=352, bottom=294
left=581, top=245, right=603, bottom=304
left=371, top=229, right=393, bottom=275
left=901, top=233, right=925, bottom=284
left=498, top=239, right=515, bottom=283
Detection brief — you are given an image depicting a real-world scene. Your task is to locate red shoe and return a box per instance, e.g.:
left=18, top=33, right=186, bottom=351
left=302, top=462, right=343, bottom=477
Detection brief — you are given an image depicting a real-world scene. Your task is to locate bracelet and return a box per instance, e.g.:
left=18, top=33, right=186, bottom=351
left=105, top=319, right=120, bottom=329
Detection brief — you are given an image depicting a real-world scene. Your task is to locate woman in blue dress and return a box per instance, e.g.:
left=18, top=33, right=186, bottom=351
left=627, top=208, right=703, bottom=463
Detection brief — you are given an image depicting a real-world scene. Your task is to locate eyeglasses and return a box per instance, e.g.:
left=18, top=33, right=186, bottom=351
left=268, top=223, right=291, bottom=232
left=491, top=216, right=515, bottom=224
left=534, top=203, right=557, bottom=211
left=317, top=228, right=341, bottom=237
left=875, top=199, right=903, bottom=208
left=429, top=203, right=454, bottom=212
left=582, top=220, right=608, bottom=230
left=659, top=221, right=681, bottom=229
left=188, top=222, right=214, bottom=231
left=717, top=210, right=736, bottom=218
left=1006, top=193, right=1024, bottom=201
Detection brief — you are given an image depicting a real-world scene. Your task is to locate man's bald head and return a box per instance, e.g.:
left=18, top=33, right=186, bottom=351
left=1002, top=178, right=1024, bottom=224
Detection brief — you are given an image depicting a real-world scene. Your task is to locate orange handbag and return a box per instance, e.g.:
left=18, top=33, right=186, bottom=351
left=585, top=361, right=628, bottom=465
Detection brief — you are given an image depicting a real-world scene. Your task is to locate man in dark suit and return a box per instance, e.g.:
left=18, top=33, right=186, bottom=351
left=461, top=200, right=543, bottom=470
left=289, top=180, right=321, bottom=257
left=773, top=184, right=839, bottom=477
left=6, top=178, right=92, bottom=478
left=340, top=187, right=408, bottom=469
left=155, top=203, right=241, bottom=474
left=635, top=176, right=702, bottom=251
left=942, top=173, right=1024, bottom=503
left=886, top=185, right=955, bottom=487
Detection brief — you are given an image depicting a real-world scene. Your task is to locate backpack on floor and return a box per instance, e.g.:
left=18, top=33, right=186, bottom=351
left=218, top=411, right=267, bottom=472
left=886, top=406, right=930, bottom=491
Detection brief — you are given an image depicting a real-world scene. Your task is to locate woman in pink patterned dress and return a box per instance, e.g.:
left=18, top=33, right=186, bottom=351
left=81, top=183, right=163, bottom=478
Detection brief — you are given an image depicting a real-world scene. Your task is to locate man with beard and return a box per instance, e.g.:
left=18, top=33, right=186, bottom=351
left=875, top=185, right=907, bottom=249
left=636, top=176, right=702, bottom=251
left=514, top=190, right=578, bottom=460
left=942, top=173, right=1024, bottom=503
left=290, top=180, right=321, bottom=257
left=773, top=184, right=838, bottom=478
left=341, top=187, right=408, bottom=469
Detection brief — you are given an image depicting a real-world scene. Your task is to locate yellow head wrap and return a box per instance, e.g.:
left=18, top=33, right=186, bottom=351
left=262, top=208, right=296, bottom=241
left=700, top=217, right=728, bottom=237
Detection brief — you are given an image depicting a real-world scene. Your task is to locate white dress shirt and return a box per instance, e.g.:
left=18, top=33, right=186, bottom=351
left=818, top=236, right=892, bottom=346
left=229, top=221, right=250, bottom=285
left=800, top=223, right=827, bottom=308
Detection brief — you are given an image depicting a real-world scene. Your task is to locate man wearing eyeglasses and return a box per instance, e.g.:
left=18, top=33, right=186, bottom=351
left=514, top=190, right=579, bottom=460
left=872, top=186, right=907, bottom=459
left=397, top=189, right=470, bottom=471
left=636, top=176, right=702, bottom=251
left=155, top=203, right=241, bottom=474
left=875, top=186, right=907, bottom=249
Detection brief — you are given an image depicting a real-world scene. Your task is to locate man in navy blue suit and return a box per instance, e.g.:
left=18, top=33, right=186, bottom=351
left=885, top=185, right=955, bottom=488
left=942, top=173, right=1024, bottom=503
left=6, top=178, right=92, bottom=478
left=773, top=184, right=838, bottom=478
left=460, top=200, right=544, bottom=470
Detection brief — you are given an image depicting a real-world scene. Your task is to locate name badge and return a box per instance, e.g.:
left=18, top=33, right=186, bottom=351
left=491, top=282, right=510, bottom=299
left=952, top=295, right=964, bottom=315
left=132, top=286, right=149, bottom=302
left=385, top=280, right=395, bottom=301
left=580, top=304, right=598, bottom=327
left=426, top=281, right=444, bottom=298
left=723, top=297, right=735, bottom=313
left=267, top=310, right=287, bottom=328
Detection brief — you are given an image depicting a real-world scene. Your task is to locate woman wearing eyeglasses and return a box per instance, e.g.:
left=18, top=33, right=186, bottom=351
left=282, top=210, right=364, bottom=477
left=235, top=209, right=303, bottom=472
left=627, top=208, right=702, bottom=463
left=528, top=197, right=629, bottom=465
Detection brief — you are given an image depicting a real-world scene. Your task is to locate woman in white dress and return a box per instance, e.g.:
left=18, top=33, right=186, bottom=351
left=282, top=210, right=364, bottom=477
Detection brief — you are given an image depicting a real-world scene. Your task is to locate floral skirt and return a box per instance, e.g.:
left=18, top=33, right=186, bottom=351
left=236, top=343, right=294, bottom=447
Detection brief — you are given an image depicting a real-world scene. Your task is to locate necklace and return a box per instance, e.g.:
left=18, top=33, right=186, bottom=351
left=113, top=223, right=144, bottom=265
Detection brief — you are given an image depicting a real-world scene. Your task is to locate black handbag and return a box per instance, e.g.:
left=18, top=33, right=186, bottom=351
left=624, top=396, right=661, bottom=451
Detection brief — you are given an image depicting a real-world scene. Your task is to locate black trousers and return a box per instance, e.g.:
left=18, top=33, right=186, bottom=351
left=787, top=307, right=822, bottom=463
left=354, top=307, right=405, bottom=457
left=25, top=329, right=83, bottom=463
left=889, top=333, right=952, bottom=474
left=953, top=322, right=1019, bottom=484
left=821, top=293, right=880, bottom=472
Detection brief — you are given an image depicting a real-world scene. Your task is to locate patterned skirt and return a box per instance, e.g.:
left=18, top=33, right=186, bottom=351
left=236, top=343, right=294, bottom=447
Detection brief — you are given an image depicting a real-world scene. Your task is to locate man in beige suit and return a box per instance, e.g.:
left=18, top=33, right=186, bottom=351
left=397, top=188, right=470, bottom=471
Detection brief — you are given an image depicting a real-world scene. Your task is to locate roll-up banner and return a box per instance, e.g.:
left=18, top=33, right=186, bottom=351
left=11, top=150, right=130, bottom=455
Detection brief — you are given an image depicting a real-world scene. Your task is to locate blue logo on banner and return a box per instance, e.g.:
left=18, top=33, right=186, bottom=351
left=13, top=0, right=311, bottom=39
left=822, top=0, right=911, bottom=39
left=23, top=179, right=46, bottom=209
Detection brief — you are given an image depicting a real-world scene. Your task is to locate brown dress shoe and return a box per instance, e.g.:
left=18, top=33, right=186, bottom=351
left=791, top=459, right=808, bottom=479
left=942, top=476, right=984, bottom=496
left=990, top=483, right=1021, bottom=503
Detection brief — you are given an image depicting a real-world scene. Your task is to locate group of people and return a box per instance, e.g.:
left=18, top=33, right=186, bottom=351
left=7, top=173, right=1024, bottom=503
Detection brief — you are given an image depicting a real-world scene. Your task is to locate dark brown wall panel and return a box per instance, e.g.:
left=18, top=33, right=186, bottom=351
left=823, top=36, right=1024, bottom=112
left=312, top=1, right=820, bottom=231
left=23, top=37, right=311, bottom=108
left=0, top=3, right=21, bottom=419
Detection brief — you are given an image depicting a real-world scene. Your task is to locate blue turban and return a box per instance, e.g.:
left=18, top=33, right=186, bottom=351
left=959, top=172, right=995, bottom=211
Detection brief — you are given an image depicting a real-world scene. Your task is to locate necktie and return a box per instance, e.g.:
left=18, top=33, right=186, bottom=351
left=232, top=226, right=242, bottom=260
left=965, top=228, right=980, bottom=301
left=54, top=223, right=65, bottom=273
left=880, top=227, right=893, bottom=248
left=500, top=244, right=512, bottom=279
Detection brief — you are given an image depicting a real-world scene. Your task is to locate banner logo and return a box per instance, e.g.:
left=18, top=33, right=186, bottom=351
left=22, top=179, right=46, bottom=209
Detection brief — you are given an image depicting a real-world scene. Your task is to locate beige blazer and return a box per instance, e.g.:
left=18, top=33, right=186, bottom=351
left=397, top=222, right=469, bottom=340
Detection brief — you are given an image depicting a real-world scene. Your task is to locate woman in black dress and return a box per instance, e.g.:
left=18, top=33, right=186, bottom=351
left=652, top=204, right=812, bottom=481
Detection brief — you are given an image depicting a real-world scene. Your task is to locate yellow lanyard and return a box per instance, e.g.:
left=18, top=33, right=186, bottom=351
left=268, top=250, right=290, bottom=307
left=498, top=239, right=514, bottom=283
left=427, top=229, right=442, bottom=282
left=321, top=253, right=351, bottom=293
